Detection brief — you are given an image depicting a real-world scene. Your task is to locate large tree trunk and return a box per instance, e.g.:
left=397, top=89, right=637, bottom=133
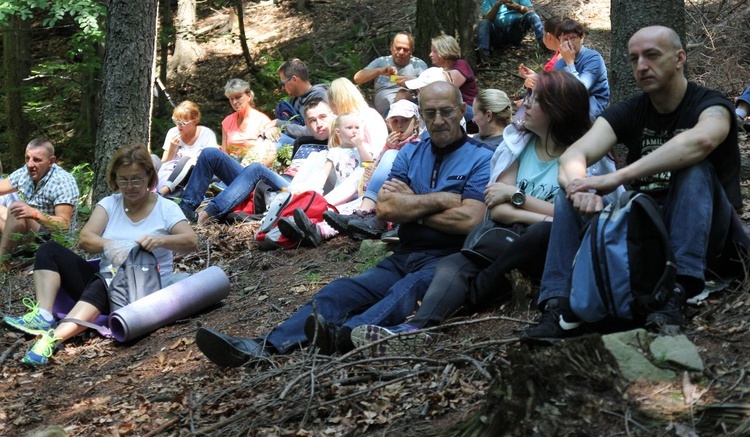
left=610, top=0, right=685, bottom=104
left=93, top=0, right=159, bottom=202
left=167, top=0, right=202, bottom=77
left=3, top=15, right=31, bottom=169
left=415, top=0, right=478, bottom=66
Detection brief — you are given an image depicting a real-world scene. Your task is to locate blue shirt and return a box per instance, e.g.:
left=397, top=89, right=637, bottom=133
left=554, top=46, right=610, bottom=119
left=482, top=0, right=533, bottom=28
left=388, top=132, right=494, bottom=251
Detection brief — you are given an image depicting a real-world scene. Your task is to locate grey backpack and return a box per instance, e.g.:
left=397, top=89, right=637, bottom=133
left=106, top=246, right=162, bottom=312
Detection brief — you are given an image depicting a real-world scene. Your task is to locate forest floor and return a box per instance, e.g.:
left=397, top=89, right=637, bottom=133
left=2, top=0, right=750, bottom=435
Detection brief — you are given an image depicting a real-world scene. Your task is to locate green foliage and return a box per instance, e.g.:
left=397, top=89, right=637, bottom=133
left=273, top=143, right=294, bottom=173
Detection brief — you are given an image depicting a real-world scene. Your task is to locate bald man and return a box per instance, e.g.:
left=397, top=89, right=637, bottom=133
left=522, top=26, right=746, bottom=342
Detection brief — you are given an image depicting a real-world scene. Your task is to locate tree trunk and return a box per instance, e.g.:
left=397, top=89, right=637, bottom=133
left=415, top=0, right=479, bottom=67
left=235, top=0, right=255, bottom=73
left=75, top=42, right=103, bottom=150
left=3, top=15, right=31, bottom=169
left=445, top=335, right=625, bottom=437
left=610, top=0, right=685, bottom=104
left=93, top=0, right=159, bottom=202
left=157, top=0, right=172, bottom=118
left=167, top=0, right=202, bottom=77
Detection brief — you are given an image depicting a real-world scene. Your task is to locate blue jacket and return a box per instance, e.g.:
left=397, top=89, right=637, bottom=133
left=554, top=46, right=610, bottom=120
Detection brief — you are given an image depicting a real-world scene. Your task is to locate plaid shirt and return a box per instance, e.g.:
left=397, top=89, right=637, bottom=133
left=8, top=164, right=79, bottom=231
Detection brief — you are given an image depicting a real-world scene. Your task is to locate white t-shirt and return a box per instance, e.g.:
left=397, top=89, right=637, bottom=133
left=98, top=193, right=187, bottom=277
left=161, top=126, right=218, bottom=160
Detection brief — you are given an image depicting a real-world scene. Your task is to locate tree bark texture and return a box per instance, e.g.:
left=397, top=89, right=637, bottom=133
left=610, top=0, right=685, bottom=104
left=167, top=0, right=202, bottom=78
left=415, top=0, right=479, bottom=66
left=93, top=0, right=158, bottom=202
left=3, top=15, right=31, bottom=169
left=445, top=335, right=625, bottom=437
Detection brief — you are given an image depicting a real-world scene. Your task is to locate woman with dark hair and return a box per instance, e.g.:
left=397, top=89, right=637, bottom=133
left=350, top=71, right=614, bottom=354
left=3, top=144, right=197, bottom=366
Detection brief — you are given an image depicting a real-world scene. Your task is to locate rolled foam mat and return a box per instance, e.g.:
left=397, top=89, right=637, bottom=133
left=109, top=266, right=230, bottom=342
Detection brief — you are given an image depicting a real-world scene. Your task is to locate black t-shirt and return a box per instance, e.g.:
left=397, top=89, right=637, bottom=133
left=602, top=82, right=741, bottom=210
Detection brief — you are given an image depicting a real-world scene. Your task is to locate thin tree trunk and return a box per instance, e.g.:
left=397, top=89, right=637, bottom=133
left=3, top=15, right=31, bottom=169
left=236, top=0, right=255, bottom=72
left=93, top=0, right=159, bottom=202
left=158, top=0, right=172, bottom=118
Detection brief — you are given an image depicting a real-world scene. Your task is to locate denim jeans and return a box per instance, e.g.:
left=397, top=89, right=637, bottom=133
left=537, top=161, right=733, bottom=308
left=477, top=11, right=544, bottom=52
left=261, top=250, right=448, bottom=354
left=180, top=148, right=244, bottom=212
left=737, top=86, right=750, bottom=107
left=202, top=163, right=291, bottom=219
left=364, top=149, right=399, bottom=201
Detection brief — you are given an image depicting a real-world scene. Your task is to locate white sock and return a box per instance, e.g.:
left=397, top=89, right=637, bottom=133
left=38, top=308, right=54, bottom=322
left=736, top=108, right=748, bottom=119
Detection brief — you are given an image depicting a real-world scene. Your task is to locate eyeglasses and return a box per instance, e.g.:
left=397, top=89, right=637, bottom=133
left=560, top=35, right=581, bottom=43
left=172, top=118, right=193, bottom=127
left=116, top=177, right=146, bottom=188
left=280, top=76, right=294, bottom=87
left=421, top=106, right=459, bottom=121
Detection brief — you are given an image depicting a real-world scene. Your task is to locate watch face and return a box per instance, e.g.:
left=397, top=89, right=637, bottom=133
left=511, top=191, right=525, bottom=207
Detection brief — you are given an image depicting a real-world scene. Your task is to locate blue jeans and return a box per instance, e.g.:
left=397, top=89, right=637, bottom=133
left=181, top=148, right=244, bottom=212
left=364, top=149, right=399, bottom=201
left=477, top=12, right=544, bottom=52
left=537, top=161, right=734, bottom=308
left=203, top=163, right=290, bottom=219
left=275, top=133, right=296, bottom=151
left=261, top=250, right=448, bottom=354
left=737, top=86, right=750, bottom=107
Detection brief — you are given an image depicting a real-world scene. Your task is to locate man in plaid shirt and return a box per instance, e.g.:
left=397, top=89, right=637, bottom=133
left=0, top=138, right=79, bottom=271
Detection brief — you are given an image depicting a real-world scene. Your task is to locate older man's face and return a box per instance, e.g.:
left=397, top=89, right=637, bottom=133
left=390, top=35, right=413, bottom=67
left=25, top=146, right=55, bottom=183
left=628, top=28, right=684, bottom=95
left=420, top=84, right=465, bottom=148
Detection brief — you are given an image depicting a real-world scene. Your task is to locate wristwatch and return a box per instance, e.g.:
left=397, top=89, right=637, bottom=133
left=511, top=189, right=526, bottom=208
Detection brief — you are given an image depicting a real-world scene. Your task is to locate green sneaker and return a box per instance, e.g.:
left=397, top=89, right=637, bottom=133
left=3, top=297, right=56, bottom=336
left=22, top=329, right=62, bottom=366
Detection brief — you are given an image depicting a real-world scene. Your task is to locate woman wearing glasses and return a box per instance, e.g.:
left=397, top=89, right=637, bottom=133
left=222, top=78, right=274, bottom=165
left=429, top=34, right=479, bottom=122
left=3, top=144, right=197, bottom=366
left=157, top=100, right=219, bottom=197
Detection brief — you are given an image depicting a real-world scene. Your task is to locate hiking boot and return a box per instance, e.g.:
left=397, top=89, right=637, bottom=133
left=645, top=284, right=687, bottom=330
left=304, top=313, right=339, bottom=356
left=277, top=217, right=305, bottom=242
left=349, top=323, right=431, bottom=358
left=3, top=297, right=56, bottom=336
left=323, top=210, right=367, bottom=236
left=520, top=298, right=584, bottom=344
left=347, top=212, right=387, bottom=239
left=381, top=226, right=400, bottom=244
left=195, top=327, right=270, bottom=367
left=22, top=329, right=62, bottom=367
left=293, top=208, right=324, bottom=247
left=743, top=117, right=750, bottom=134
left=178, top=201, right=198, bottom=224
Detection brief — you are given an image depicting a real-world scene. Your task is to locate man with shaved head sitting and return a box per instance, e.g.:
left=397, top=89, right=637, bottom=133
left=522, top=26, right=748, bottom=342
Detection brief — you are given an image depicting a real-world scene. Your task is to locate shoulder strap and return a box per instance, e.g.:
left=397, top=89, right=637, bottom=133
left=60, top=317, right=113, bottom=338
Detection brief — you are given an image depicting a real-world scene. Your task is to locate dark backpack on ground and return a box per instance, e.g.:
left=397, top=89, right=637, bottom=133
left=570, top=191, right=676, bottom=323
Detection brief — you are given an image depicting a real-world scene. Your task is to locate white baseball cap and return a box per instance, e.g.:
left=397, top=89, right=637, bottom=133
left=404, top=67, right=450, bottom=90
